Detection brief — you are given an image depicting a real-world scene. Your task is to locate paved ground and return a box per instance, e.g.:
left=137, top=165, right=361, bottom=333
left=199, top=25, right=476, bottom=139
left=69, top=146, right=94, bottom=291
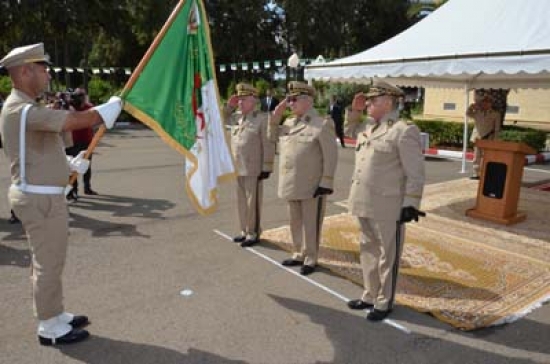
left=1, top=127, right=549, bottom=364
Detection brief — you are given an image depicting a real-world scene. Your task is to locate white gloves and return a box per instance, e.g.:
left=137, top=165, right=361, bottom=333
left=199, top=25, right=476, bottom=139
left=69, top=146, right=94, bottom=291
left=67, top=151, right=90, bottom=174
left=93, top=96, right=123, bottom=129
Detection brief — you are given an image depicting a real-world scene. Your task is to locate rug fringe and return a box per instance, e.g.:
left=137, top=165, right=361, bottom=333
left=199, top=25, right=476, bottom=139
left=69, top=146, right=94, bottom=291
left=492, top=293, right=550, bottom=326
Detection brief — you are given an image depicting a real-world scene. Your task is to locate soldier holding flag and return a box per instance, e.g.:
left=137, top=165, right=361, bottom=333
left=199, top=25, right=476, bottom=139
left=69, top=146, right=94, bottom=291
left=0, top=43, right=122, bottom=345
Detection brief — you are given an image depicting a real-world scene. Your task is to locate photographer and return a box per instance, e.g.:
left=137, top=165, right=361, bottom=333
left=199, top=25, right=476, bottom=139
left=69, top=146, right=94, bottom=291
left=65, top=88, right=97, bottom=200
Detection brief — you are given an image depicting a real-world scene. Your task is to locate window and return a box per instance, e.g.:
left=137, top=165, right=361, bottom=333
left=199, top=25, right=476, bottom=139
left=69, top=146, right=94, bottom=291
left=443, top=103, right=456, bottom=111
left=507, top=105, right=519, bottom=114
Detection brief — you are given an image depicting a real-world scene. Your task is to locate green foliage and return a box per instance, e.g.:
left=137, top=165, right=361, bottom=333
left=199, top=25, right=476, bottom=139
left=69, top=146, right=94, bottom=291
left=414, top=119, right=471, bottom=148
left=87, top=77, right=115, bottom=104
left=0, top=76, right=12, bottom=96
left=413, top=119, right=548, bottom=152
left=499, top=128, right=547, bottom=152
left=254, top=79, right=271, bottom=96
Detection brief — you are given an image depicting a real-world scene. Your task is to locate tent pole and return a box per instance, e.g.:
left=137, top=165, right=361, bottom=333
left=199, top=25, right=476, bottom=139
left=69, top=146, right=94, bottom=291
left=460, top=84, right=470, bottom=174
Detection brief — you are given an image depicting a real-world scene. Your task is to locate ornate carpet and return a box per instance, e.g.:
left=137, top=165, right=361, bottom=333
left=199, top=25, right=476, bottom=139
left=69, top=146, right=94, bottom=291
left=262, top=179, right=550, bottom=330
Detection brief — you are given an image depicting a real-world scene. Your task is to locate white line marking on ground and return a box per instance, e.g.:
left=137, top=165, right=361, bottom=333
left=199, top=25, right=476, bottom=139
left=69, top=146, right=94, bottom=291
left=213, top=229, right=411, bottom=334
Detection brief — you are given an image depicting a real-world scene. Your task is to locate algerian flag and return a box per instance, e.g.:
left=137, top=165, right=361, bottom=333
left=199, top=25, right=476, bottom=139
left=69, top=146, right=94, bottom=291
left=121, top=0, right=235, bottom=215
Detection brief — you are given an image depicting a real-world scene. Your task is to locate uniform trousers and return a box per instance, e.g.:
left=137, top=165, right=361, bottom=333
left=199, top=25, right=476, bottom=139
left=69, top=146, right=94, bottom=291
left=357, top=217, right=405, bottom=311
left=288, top=197, right=326, bottom=266
left=237, top=176, right=263, bottom=236
left=9, top=190, right=68, bottom=320
left=472, top=141, right=483, bottom=177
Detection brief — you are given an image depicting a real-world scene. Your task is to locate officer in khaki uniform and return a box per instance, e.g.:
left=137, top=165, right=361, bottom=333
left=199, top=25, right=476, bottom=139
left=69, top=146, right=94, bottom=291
left=268, top=81, right=338, bottom=275
left=467, top=90, right=501, bottom=179
left=0, top=43, right=122, bottom=345
left=346, top=80, right=425, bottom=321
left=223, top=83, right=276, bottom=247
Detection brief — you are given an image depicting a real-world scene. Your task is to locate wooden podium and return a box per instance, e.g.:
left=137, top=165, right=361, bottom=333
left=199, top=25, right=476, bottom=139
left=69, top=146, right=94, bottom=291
left=466, top=140, right=536, bottom=225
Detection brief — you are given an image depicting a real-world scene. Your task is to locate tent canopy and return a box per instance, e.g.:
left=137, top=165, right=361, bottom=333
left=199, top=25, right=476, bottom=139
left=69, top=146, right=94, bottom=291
left=305, top=0, right=550, bottom=89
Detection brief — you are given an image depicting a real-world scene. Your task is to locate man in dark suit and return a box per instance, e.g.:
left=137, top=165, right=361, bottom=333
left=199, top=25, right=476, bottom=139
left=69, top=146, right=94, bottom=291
left=260, top=88, right=279, bottom=112
left=328, top=94, right=345, bottom=147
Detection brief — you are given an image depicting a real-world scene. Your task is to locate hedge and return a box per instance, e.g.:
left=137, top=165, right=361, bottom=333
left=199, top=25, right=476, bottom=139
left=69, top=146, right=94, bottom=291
left=413, top=119, right=547, bottom=152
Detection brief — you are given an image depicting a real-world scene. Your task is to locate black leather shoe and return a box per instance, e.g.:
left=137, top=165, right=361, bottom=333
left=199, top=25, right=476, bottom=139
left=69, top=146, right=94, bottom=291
left=281, top=258, right=303, bottom=267
left=38, top=328, right=90, bottom=346
left=68, top=315, right=89, bottom=329
left=240, top=238, right=258, bottom=247
left=347, top=299, right=374, bottom=310
left=8, top=214, right=20, bottom=224
left=367, top=309, right=391, bottom=321
left=300, top=265, right=316, bottom=275
left=66, top=190, right=78, bottom=202
left=233, top=235, right=246, bottom=243
left=84, top=188, right=98, bottom=195
left=469, top=176, right=480, bottom=180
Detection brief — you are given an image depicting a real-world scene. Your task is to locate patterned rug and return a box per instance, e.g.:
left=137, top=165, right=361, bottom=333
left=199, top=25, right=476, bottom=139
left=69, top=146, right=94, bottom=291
left=262, top=179, right=550, bottom=330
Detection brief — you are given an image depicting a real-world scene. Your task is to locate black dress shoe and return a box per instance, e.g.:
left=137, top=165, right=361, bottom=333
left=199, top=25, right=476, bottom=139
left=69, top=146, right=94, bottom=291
left=66, top=190, right=78, bottom=202
left=347, top=299, right=374, bottom=310
left=281, top=258, right=303, bottom=267
left=84, top=188, right=98, bottom=195
left=8, top=214, right=20, bottom=224
left=469, top=176, right=480, bottom=180
left=68, top=315, right=90, bottom=328
left=366, top=309, right=391, bottom=321
left=240, top=237, right=258, bottom=247
left=300, top=265, right=315, bottom=275
left=38, top=328, right=90, bottom=346
left=233, top=235, right=246, bottom=243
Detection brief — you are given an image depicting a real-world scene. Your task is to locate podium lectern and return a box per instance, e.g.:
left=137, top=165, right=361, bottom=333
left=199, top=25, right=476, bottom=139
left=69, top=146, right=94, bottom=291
left=466, top=140, right=536, bottom=225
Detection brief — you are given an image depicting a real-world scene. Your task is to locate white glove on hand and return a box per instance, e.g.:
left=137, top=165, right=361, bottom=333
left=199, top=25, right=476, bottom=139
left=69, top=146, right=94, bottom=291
left=67, top=151, right=90, bottom=174
left=93, top=96, right=123, bottom=129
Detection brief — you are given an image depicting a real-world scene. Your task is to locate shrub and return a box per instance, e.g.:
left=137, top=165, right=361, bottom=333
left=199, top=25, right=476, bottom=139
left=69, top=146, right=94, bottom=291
left=413, top=119, right=547, bottom=152
left=88, top=77, right=115, bottom=104
left=0, top=76, right=12, bottom=96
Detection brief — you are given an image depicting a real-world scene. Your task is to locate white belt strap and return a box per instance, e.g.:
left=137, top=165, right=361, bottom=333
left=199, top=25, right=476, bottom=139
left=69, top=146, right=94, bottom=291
left=11, top=104, right=64, bottom=195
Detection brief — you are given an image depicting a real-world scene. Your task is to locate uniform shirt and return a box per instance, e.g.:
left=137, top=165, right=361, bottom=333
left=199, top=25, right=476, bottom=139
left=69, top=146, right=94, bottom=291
left=268, top=108, right=338, bottom=200
left=348, top=111, right=425, bottom=220
left=0, top=89, right=69, bottom=186
left=224, top=107, right=275, bottom=177
left=468, top=108, right=501, bottom=142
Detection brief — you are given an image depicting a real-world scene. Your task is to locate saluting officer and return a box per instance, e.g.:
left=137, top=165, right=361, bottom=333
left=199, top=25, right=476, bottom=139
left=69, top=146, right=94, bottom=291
left=346, top=80, right=425, bottom=321
left=268, top=81, right=338, bottom=275
left=224, top=83, right=276, bottom=247
left=467, top=90, right=501, bottom=180
left=0, top=43, right=122, bottom=345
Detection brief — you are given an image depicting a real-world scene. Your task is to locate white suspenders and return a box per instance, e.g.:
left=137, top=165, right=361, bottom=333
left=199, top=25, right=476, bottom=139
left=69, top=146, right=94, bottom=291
left=9, top=104, right=65, bottom=195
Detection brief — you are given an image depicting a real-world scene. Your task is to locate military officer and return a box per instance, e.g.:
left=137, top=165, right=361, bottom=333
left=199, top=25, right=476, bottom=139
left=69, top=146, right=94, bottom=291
left=0, top=43, right=122, bottom=345
left=467, top=90, right=501, bottom=179
left=346, top=80, right=425, bottom=321
left=268, top=81, right=338, bottom=275
left=224, top=83, right=276, bottom=247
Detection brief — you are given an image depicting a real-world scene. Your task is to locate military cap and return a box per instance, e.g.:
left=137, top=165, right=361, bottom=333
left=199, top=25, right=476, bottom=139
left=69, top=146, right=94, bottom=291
left=236, top=83, right=258, bottom=97
left=0, top=43, right=52, bottom=69
left=287, top=81, right=315, bottom=97
left=365, top=79, right=404, bottom=99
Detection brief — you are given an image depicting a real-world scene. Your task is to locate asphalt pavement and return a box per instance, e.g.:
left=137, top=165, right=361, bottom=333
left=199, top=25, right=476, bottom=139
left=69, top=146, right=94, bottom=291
left=0, top=127, right=549, bottom=364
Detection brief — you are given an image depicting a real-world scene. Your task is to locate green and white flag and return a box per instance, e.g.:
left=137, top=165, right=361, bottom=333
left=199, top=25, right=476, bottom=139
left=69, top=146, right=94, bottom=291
left=122, top=0, right=235, bottom=215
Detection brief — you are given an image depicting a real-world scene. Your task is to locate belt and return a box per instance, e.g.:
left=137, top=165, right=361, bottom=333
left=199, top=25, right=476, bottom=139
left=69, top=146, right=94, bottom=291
left=10, top=184, right=65, bottom=195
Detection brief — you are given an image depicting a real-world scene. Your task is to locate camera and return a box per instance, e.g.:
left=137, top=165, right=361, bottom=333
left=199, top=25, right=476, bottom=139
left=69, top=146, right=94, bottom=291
left=51, top=89, right=86, bottom=110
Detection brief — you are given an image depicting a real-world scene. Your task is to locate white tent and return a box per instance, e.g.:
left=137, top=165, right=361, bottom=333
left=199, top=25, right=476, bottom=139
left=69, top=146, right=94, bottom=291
left=305, top=0, right=550, bottom=172
left=305, top=0, right=550, bottom=89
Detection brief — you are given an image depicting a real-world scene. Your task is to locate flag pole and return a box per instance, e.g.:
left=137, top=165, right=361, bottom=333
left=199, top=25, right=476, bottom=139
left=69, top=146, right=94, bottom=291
left=68, top=0, right=188, bottom=190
